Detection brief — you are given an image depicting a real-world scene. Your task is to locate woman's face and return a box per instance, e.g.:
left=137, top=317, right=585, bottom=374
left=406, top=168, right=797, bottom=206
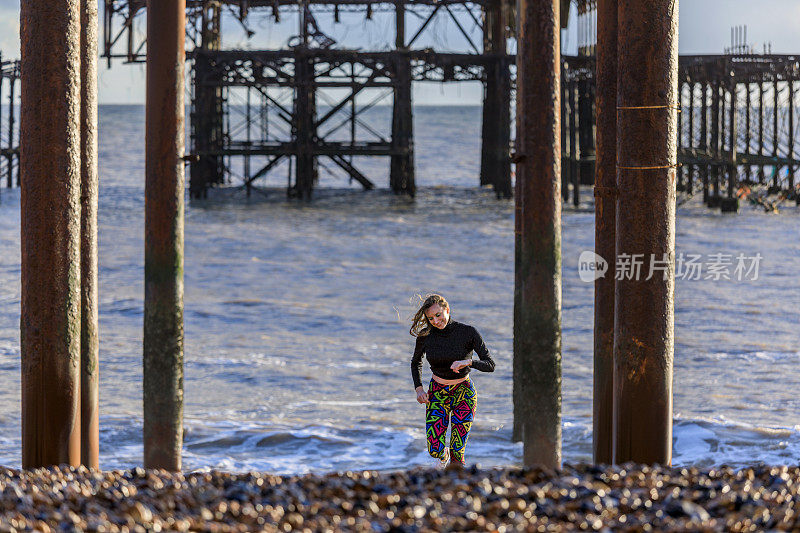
left=425, top=303, right=450, bottom=329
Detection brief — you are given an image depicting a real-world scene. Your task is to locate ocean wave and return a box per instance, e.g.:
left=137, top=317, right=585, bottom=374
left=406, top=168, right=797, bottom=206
left=0, top=413, right=797, bottom=474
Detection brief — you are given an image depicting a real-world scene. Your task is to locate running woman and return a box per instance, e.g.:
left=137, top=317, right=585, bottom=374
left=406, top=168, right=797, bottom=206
left=410, top=294, right=495, bottom=469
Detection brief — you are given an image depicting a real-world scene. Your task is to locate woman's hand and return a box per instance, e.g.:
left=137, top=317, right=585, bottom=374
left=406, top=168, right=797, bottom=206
left=450, top=359, right=472, bottom=372
left=416, top=386, right=429, bottom=404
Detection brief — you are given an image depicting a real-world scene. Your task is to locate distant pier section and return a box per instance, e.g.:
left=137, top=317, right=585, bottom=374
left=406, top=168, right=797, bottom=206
left=2, top=2, right=798, bottom=210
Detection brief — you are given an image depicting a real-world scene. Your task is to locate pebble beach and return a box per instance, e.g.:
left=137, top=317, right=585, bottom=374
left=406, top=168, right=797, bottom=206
left=1, top=462, right=799, bottom=531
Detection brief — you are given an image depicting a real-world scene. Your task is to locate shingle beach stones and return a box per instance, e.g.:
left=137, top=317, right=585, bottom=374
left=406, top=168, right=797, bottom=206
left=0, top=462, right=797, bottom=531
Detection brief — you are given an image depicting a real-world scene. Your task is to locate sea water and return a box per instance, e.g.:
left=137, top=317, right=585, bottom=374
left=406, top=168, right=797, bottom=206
left=0, top=105, right=798, bottom=473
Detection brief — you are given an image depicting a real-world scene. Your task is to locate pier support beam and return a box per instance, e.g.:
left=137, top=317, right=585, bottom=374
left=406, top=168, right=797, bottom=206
left=721, top=80, right=738, bottom=213
left=687, top=81, right=694, bottom=192
left=293, top=49, right=316, bottom=200
left=390, top=54, right=415, bottom=195
left=390, top=0, right=415, bottom=196
left=560, top=68, right=569, bottom=203
left=700, top=82, right=709, bottom=201
left=480, top=0, right=512, bottom=197
left=20, top=0, right=82, bottom=468
left=189, top=4, right=223, bottom=199
left=709, top=80, right=721, bottom=206
left=514, top=0, right=562, bottom=469
left=577, top=77, right=594, bottom=203
left=80, top=0, right=100, bottom=469
left=613, top=0, right=677, bottom=466
left=144, top=0, right=186, bottom=471
left=789, top=77, right=795, bottom=192
left=7, top=72, right=16, bottom=188
left=568, top=82, right=578, bottom=205
left=593, top=0, right=616, bottom=466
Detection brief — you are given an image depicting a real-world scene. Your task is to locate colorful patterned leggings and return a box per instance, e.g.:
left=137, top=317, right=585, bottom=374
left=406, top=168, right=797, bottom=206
left=426, top=377, right=477, bottom=464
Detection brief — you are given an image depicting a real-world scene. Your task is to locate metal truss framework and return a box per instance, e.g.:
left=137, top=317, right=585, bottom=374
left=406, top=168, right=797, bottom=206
left=561, top=53, right=800, bottom=210
left=104, top=0, right=515, bottom=199
left=98, top=1, right=800, bottom=208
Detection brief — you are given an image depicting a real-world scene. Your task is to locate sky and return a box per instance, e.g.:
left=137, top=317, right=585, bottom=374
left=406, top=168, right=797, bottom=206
left=2, top=1, right=800, bottom=104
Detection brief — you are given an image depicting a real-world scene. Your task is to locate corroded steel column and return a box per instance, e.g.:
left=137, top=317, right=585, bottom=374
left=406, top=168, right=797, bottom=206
left=515, top=0, right=562, bottom=469
left=80, top=0, right=100, bottom=469
left=480, top=0, right=512, bottom=198
left=144, top=0, right=186, bottom=471
left=592, top=0, right=616, bottom=465
left=20, top=0, right=82, bottom=468
left=511, top=0, right=527, bottom=444
left=7, top=71, right=17, bottom=187
left=613, top=0, right=678, bottom=465
left=293, top=49, right=315, bottom=200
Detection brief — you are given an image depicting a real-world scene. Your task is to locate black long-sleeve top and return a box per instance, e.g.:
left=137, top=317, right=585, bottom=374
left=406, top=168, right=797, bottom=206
left=410, top=319, right=495, bottom=388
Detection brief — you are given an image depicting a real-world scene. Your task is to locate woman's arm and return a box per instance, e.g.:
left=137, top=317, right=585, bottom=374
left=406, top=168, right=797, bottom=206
left=470, top=327, right=495, bottom=372
left=410, top=335, right=425, bottom=388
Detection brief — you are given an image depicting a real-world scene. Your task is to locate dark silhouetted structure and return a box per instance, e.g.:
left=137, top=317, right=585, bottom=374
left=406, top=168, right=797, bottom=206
left=103, top=0, right=515, bottom=199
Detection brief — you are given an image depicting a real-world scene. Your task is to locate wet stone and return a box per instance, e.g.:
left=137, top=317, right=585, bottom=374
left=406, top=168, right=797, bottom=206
left=0, top=463, right=799, bottom=530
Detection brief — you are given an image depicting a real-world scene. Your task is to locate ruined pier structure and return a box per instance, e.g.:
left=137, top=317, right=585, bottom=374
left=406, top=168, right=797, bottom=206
left=4, top=3, right=799, bottom=208
left=563, top=52, right=800, bottom=210
left=0, top=55, right=19, bottom=189
left=104, top=0, right=520, bottom=199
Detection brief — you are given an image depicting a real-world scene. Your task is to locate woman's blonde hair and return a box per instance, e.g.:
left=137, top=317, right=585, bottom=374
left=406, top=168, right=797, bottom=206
left=409, top=294, right=449, bottom=337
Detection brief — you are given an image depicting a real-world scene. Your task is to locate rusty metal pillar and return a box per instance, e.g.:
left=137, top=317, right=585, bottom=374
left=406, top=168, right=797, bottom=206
left=687, top=81, right=694, bottom=192
left=576, top=78, right=593, bottom=206
left=700, top=82, right=709, bottom=201
left=613, top=0, right=677, bottom=466
left=144, top=0, right=186, bottom=471
left=80, top=0, right=100, bottom=469
left=676, top=82, right=683, bottom=190
left=789, top=77, right=794, bottom=191
left=20, top=0, right=82, bottom=468
left=480, top=0, right=499, bottom=188
left=772, top=78, right=779, bottom=190
left=560, top=66, right=569, bottom=203
left=293, top=49, right=316, bottom=200
left=709, top=79, right=720, bottom=206
left=758, top=76, right=764, bottom=183
left=744, top=82, right=751, bottom=182
left=390, top=6, right=415, bottom=198
left=7, top=72, right=17, bottom=188
left=495, top=57, right=512, bottom=199
left=390, top=55, right=415, bottom=196
left=568, top=82, right=578, bottom=205
left=480, top=0, right=512, bottom=197
left=515, top=0, right=562, bottom=469
left=511, top=0, right=527, bottom=443
left=721, top=81, right=738, bottom=212
left=592, top=0, right=616, bottom=466
left=726, top=83, right=738, bottom=199
left=189, top=3, right=223, bottom=199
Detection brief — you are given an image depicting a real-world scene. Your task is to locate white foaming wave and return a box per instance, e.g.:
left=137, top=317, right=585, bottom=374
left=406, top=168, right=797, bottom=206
left=338, top=360, right=405, bottom=369
left=3, top=413, right=796, bottom=473
left=705, top=350, right=800, bottom=362
left=188, top=353, right=288, bottom=368
left=672, top=414, right=800, bottom=468
left=180, top=422, right=426, bottom=474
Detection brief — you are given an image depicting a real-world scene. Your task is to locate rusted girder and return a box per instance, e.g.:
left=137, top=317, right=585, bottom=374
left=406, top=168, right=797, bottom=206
left=20, top=0, right=82, bottom=468
left=613, top=0, right=678, bottom=466
left=592, top=0, right=616, bottom=466
left=80, top=0, right=100, bottom=470
left=144, top=0, right=186, bottom=471
left=514, top=0, right=562, bottom=469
